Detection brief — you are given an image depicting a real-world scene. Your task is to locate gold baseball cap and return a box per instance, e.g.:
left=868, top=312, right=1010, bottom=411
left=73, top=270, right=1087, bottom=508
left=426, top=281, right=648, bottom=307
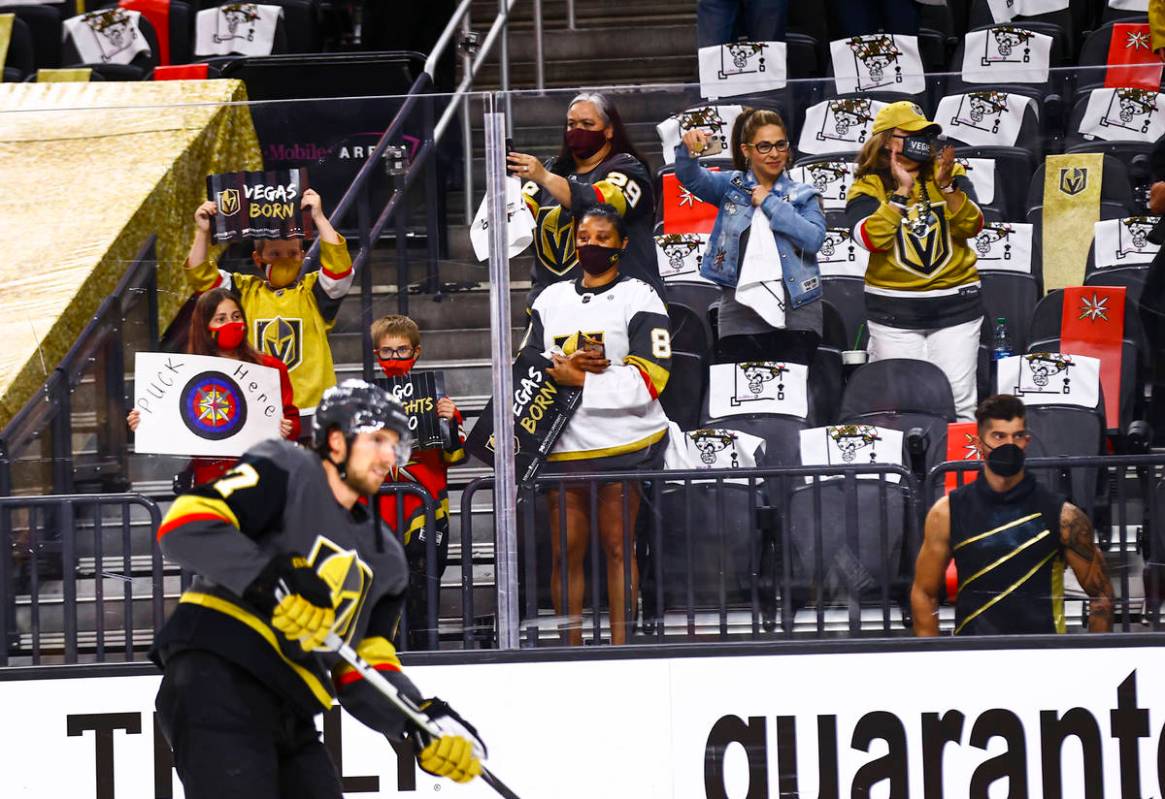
left=872, top=100, right=942, bottom=136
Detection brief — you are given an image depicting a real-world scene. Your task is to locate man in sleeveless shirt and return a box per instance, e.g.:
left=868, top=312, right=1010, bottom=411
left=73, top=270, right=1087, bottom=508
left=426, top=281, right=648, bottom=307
left=912, top=394, right=1114, bottom=636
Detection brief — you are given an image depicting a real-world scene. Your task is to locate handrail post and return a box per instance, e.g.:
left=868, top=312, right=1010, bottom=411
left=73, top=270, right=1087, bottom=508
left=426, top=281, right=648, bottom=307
left=533, top=0, right=544, bottom=91
left=498, top=0, right=513, bottom=133
left=484, top=99, right=519, bottom=649
left=567, top=0, right=575, bottom=30
left=357, top=179, right=375, bottom=383
left=460, top=10, right=474, bottom=226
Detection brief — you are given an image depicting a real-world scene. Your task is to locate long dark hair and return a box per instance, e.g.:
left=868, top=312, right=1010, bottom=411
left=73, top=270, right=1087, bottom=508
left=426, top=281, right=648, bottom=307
left=855, top=129, right=935, bottom=193
left=730, top=107, right=790, bottom=172
left=188, top=287, right=263, bottom=364
left=550, top=92, right=646, bottom=177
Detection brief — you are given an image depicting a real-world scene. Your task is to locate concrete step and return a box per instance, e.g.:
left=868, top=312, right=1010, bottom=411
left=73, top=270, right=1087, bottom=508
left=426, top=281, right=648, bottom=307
left=329, top=284, right=530, bottom=334
left=477, top=55, right=697, bottom=91
left=470, top=0, right=696, bottom=29
left=500, top=24, right=695, bottom=63
left=469, top=88, right=698, bottom=129
left=328, top=326, right=524, bottom=363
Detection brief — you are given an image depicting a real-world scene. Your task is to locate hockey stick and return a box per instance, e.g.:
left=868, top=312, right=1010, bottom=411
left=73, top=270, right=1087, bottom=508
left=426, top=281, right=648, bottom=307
left=325, top=633, right=523, bottom=799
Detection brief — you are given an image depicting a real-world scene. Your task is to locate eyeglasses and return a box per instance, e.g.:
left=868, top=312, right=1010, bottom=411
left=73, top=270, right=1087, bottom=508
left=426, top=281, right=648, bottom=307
left=747, top=140, right=790, bottom=154
left=374, top=345, right=416, bottom=359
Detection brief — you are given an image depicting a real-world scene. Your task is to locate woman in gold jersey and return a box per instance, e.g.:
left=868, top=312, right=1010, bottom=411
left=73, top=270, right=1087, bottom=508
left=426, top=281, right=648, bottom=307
left=846, top=101, right=985, bottom=421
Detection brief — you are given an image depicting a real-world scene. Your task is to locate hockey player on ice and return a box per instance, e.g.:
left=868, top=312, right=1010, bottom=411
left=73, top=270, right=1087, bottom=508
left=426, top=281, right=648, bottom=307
left=149, top=380, right=486, bottom=797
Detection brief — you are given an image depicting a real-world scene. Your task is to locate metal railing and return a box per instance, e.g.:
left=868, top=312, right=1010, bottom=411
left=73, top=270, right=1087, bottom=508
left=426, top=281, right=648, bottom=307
left=0, top=235, right=160, bottom=499
left=460, top=463, right=923, bottom=646
left=0, top=494, right=164, bottom=667
left=1, top=484, right=440, bottom=666
left=304, top=0, right=521, bottom=383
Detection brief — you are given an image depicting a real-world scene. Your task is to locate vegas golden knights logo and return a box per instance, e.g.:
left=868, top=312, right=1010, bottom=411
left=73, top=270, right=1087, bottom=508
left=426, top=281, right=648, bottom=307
left=306, top=536, right=373, bottom=643
left=895, top=206, right=952, bottom=276
left=533, top=206, right=578, bottom=276
left=1059, top=167, right=1088, bottom=196
left=254, top=316, right=303, bottom=370
left=217, top=188, right=241, bottom=216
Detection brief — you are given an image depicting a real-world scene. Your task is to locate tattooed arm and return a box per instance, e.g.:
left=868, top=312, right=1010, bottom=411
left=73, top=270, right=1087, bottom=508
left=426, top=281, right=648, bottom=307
left=1060, top=503, right=1114, bottom=632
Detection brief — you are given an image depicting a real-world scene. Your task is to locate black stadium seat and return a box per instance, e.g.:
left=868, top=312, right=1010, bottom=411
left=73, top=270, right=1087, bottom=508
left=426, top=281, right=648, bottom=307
left=839, top=359, right=957, bottom=476
left=954, top=145, right=1036, bottom=220
left=61, top=10, right=160, bottom=77
left=2, top=14, right=34, bottom=81
left=967, top=0, right=1086, bottom=57
left=980, top=271, right=1040, bottom=354
left=236, top=0, right=320, bottom=54
left=1076, top=20, right=1161, bottom=93
left=1025, top=154, right=1136, bottom=220
left=659, top=352, right=707, bottom=431
left=667, top=301, right=713, bottom=360
left=6, top=4, right=64, bottom=69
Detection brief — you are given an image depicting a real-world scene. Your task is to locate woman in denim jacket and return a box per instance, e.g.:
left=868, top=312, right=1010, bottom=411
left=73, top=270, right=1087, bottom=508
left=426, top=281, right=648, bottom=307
left=675, top=108, right=826, bottom=355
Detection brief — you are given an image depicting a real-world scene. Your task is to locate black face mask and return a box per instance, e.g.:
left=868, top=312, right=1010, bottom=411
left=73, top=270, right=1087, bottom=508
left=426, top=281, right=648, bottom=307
left=900, top=134, right=935, bottom=163
left=985, top=443, right=1025, bottom=477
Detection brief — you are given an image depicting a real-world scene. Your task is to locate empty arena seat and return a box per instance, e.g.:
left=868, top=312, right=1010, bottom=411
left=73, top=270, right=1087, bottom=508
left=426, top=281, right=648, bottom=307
left=995, top=351, right=1107, bottom=513
left=1077, top=19, right=1162, bottom=93
left=119, top=0, right=195, bottom=65
left=839, top=359, right=957, bottom=475
left=967, top=0, right=1085, bottom=56
left=935, top=89, right=1045, bottom=156
left=980, top=270, right=1040, bottom=353
left=2, top=14, right=34, bottom=81
left=61, top=8, right=159, bottom=77
left=659, top=351, right=708, bottom=431
left=946, top=22, right=1071, bottom=116
left=784, top=477, right=913, bottom=616
left=668, top=301, right=713, bottom=360
left=1099, top=0, right=1149, bottom=24
left=247, top=0, right=319, bottom=53
left=6, top=3, right=63, bottom=69
left=796, top=94, right=894, bottom=159
left=955, top=146, right=1037, bottom=222
left=820, top=275, right=868, bottom=350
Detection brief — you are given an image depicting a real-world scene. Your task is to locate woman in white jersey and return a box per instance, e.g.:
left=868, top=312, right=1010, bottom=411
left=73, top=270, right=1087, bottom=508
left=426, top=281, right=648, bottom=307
left=524, top=204, right=673, bottom=646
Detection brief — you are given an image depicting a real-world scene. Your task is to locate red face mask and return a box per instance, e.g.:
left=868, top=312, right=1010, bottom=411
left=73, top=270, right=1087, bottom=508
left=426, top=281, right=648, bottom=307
left=379, top=357, right=417, bottom=378
left=565, top=127, right=607, bottom=160
left=211, top=320, right=247, bottom=351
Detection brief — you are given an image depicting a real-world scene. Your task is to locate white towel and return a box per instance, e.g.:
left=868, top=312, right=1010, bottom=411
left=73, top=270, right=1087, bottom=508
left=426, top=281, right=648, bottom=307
left=63, top=9, right=150, bottom=66
left=733, top=207, right=786, bottom=329
left=195, top=3, right=283, bottom=57
left=469, top=176, right=536, bottom=262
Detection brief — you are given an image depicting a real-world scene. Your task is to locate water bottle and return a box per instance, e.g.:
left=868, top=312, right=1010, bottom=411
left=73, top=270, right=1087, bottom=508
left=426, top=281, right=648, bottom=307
left=991, top=317, right=1013, bottom=361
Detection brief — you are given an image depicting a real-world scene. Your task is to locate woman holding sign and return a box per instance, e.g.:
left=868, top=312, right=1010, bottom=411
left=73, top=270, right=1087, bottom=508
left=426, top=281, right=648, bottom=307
left=524, top=204, right=672, bottom=646
left=129, top=288, right=300, bottom=488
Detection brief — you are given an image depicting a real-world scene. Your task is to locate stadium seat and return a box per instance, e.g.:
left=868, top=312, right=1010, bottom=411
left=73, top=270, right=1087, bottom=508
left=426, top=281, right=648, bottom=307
left=946, top=22, right=1071, bottom=125
left=1076, top=19, right=1161, bottom=93
left=119, top=0, right=195, bottom=65
left=980, top=270, right=1040, bottom=354
left=808, top=344, right=844, bottom=426
left=61, top=10, right=160, bottom=77
left=953, top=145, right=1036, bottom=221
left=821, top=275, right=868, bottom=351
left=996, top=352, right=1107, bottom=516
left=839, top=359, right=958, bottom=476
left=242, top=0, right=320, bottom=54
left=659, top=351, right=707, bottom=431
left=1025, top=333, right=1141, bottom=437
left=936, top=89, right=1045, bottom=156
left=668, top=301, right=713, bottom=360
left=6, top=4, right=63, bottom=69
left=784, top=478, right=913, bottom=621
left=2, top=14, right=34, bottom=81
left=1084, top=265, right=1151, bottom=307
left=1099, top=2, right=1149, bottom=24
left=966, top=0, right=1085, bottom=57
left=1028, top=286, right=1151, bottom=364
left=657, top=482, right=769, bottom=611
left=665, top=281, right=721, bottom=324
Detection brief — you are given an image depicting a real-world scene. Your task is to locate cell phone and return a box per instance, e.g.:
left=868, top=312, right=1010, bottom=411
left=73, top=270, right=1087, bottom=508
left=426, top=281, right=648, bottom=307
left=505, top=137, right=515, bottom=157
left=698, top=128, right=724, bottom=157
left=580, top=333, right=605, bottom=358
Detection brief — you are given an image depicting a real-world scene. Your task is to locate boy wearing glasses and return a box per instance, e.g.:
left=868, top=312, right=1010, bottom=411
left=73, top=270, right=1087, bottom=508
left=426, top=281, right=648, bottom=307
left=370, top=315, right=466, bottom=649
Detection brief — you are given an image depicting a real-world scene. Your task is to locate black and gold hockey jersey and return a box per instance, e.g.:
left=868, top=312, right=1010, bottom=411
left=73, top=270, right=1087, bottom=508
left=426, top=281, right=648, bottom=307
left=525, top=275, right=671, bottom=460
left=949, top=474, right=1068, bottom=636
left=521, top=152, right=663, bottom=300
left=150, top=438, right=419, bottom=732
left=186, top=238, right=354, bottom=411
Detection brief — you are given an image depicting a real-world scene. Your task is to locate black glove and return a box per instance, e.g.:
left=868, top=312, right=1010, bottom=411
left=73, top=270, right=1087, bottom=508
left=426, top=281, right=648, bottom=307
left=413, top=698, right=486, bottom=784
left=244, top=553, right=336, bottom=652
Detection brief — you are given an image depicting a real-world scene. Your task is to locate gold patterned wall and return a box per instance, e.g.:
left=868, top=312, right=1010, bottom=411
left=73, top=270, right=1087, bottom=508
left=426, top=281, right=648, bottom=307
left=0, top=80, right=261, bottom=428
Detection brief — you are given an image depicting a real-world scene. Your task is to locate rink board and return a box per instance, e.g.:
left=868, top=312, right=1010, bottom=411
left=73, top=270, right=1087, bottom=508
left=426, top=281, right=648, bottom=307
left=1, top=639, right=1164, bottom=798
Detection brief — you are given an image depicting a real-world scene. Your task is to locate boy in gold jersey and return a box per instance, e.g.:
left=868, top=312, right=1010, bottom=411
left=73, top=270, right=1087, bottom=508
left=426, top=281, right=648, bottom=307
left=183, top=189, right=353, bottom=419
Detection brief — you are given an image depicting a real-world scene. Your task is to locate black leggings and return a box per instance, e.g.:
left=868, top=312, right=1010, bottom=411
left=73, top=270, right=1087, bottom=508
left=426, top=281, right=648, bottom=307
left=155, top=651, right=341, bottom=799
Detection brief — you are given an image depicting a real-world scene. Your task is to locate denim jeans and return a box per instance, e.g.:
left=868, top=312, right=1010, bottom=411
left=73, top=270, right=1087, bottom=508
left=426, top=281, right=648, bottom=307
left=696, top=0, right=789, bottom=47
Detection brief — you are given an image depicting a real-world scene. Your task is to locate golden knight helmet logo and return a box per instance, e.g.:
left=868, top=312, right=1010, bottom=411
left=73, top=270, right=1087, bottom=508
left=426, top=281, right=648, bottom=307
left=217, top=188, right=241, bottom=216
